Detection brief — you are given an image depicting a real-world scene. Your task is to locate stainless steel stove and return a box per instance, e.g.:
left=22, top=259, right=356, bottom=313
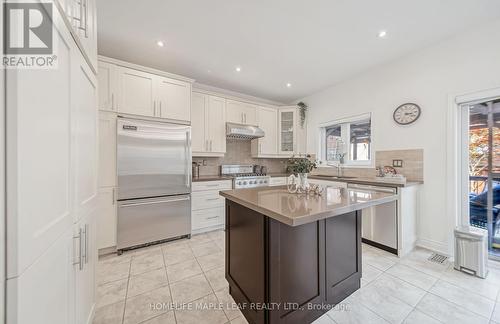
left=220, top=165, right=270, bottom=189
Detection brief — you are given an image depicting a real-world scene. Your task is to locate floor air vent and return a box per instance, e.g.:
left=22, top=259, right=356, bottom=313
left=428, top=253, right=448, bottom=264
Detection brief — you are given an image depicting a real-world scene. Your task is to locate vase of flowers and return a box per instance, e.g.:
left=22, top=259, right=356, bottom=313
left=286, top=154, right=318, bottom=191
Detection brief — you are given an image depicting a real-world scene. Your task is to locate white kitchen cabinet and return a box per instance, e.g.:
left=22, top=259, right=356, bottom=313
left=156, top=77, right=191, bottom=122
left=72, top=51, right=99, bottom=224
left=97, top=187, right=117, bottom=251
left=191, top=92, right=207, bottom=152
left=278, top=107, right=296, bottom=155
left=191, top=92, right=226, bottom=156
left=6, top=5, right=97, bottom=323
left=74, top=212, right=96, bottom=324
left=191, top=180, right=232, bottom=234
left=59, top=0, right=98, bottom=72
left=116, top=66, right=156, bottom=117
left=251, top=106, right=278, bottom=157
left=207, top=96, right=227, bottom=153
left=226, top=99, right=257, bottom=125
left=98, top=112, right=117, bottom=188
left=106, top=62, right=192, bottom=122
left=97, top=61, right=117, bottom=111
left=6, top=228, right=74, bottom=324
left=6, top=7, right=76, bottom=278
left=278, top=106, right=307, bottom=157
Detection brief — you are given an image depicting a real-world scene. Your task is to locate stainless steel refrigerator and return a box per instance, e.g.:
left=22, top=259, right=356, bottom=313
left=116, top=117, right=191, bottom=252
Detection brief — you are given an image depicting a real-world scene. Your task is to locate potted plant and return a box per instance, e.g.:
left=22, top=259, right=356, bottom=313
left=286, top=154, right=318, bottom=188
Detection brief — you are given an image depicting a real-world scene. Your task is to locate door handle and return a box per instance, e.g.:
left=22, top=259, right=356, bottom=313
left=120, top=196, right=190, bottom=207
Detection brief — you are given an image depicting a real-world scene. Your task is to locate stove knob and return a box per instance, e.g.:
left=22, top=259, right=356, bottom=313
left=264, top=180, right=268, bottom=184
left=243, top=181, right=247, bottom=185
left=237, top=181, right=241, bottom=185
left=259, top=180, right=263, bottom=184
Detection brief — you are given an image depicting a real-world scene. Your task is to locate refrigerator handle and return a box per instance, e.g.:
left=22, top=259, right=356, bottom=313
left=120, top=196, right=190, bottom=207
left=186, top=130, right=191, bottom=188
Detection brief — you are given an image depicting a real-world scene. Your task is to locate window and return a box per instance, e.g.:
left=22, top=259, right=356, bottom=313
left=319, top=114, right=372, bottom=166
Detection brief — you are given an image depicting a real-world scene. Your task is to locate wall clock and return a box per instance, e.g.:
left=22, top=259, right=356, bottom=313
left=393, top=103, right=421, bottom=125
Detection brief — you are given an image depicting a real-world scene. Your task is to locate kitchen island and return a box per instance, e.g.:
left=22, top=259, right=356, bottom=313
left=220, top=185, right=398, bottom=324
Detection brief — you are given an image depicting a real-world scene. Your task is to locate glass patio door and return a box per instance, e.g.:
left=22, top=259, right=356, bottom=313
left=465, top=98, right=500, bottom=259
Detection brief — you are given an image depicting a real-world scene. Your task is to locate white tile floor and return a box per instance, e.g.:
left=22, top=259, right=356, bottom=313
left=94, top=230, right=500, bottom=324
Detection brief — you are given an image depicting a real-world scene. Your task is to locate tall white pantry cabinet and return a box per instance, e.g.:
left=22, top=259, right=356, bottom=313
left=5, top=1, right=98, bottom=324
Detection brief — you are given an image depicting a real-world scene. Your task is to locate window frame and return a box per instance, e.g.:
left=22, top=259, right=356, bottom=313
left=318, top=113, right=373, bottom=168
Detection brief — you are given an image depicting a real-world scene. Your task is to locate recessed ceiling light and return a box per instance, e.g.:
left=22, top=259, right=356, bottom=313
left=157, top=40, right=165, bottom=47
left=235, top=66, right=241, bottom=72
left=378, top=30, right=387, bottom=38
left=286, top=83, right=292, bottom=88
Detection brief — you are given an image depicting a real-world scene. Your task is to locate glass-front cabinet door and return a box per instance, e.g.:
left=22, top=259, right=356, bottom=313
left=279, top=108, right=296, bottom=155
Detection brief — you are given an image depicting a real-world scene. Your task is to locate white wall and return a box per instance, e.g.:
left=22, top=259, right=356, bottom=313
left=302, top=19, right=500, bottom=255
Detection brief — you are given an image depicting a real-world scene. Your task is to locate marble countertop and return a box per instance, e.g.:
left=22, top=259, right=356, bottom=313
left=220, top=185, right=398, bottom=226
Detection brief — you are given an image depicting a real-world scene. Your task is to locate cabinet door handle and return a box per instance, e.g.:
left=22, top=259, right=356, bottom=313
left=153, top=101, right=156, bottom=116
left=111, top=93, right=114, bottom=110
left=244, top=113, right=247, bottom=123
left=159, top=101, right=162, bottom=117
left=205, top=140, right=208, bottom=151
left=112, top=188, right=116, bottom=205
left=241, top=113, right=244, bottom=123
left=84, top=224, right=89, bottom=264
left=206, top=216, right=219, bottom=220
left=84, top=0, right=89, bottom=38
left=73, top=228, right=83, bottom=270
left=210, top=140, right=213, bottom=152
left=206, top=198, right=219, bottom=201
left=259, top=143, right=262, bottom=153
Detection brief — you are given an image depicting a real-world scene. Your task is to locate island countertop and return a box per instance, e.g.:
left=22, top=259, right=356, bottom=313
left=220, top=185, right=398, bottom=226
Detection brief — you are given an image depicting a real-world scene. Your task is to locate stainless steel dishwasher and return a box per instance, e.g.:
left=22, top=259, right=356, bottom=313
left=348, top=183, right=398, bottom=254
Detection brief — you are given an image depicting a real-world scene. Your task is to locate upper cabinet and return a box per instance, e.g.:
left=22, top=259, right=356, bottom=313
left=116, top=66, right=156, bottom=117
left=251, top=107, right=278, bottom=157
left=97, top=61, right=117, bottom=111
left=58, top=0, right=98, bottom=72
left=97, top=58, right=192, bottom=123
left=191, top=92, right=226, bottom=157
left=278, top=107, right=296, bottom=155
left=156, top=77, right=191, bottom=122
left=278, top=106, right=307, bottom=156
left=226, top=100, right=257, bottom=125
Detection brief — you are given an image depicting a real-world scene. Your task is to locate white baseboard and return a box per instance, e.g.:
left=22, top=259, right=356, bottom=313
left=416, top=238, right=451, bottom=257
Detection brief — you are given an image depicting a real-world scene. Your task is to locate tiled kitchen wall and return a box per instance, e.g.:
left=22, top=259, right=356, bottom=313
left=193, top=140, right=288, bottom=176
left=311, top=149, right=424, bottom=181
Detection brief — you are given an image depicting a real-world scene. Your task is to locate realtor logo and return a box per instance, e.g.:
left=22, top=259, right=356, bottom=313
left=3, top=1, right=57, bottom=68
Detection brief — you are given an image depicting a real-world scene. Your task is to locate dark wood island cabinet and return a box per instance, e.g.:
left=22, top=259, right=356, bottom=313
left=220, top=186, right=398, bottom=324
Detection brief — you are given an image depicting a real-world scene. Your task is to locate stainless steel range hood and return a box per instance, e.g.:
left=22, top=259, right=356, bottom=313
left=226, top=122, right=265, bottom=140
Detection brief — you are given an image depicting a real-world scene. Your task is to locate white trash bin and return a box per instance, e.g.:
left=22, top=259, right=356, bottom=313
left=454, top=226, right=488, bottom=278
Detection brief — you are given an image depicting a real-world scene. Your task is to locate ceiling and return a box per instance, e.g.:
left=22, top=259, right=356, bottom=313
left=97, top=0, right=500, bottom=103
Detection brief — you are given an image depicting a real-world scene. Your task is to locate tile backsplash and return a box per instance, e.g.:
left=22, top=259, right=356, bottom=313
left=311, top=149, right=423, bottom=181
left=194, top=143, right=423, bottom=182
left=193, top=140, right=288, bottom=176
